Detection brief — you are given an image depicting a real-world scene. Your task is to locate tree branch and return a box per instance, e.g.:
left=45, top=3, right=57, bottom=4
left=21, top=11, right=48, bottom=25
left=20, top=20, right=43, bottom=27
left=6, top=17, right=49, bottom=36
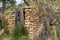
left=23, top=0, right=30, bottom=6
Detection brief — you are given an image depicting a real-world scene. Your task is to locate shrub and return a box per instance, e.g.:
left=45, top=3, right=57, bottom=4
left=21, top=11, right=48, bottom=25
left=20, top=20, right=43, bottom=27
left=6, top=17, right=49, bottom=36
left=12, top=24, right=28, bottom=40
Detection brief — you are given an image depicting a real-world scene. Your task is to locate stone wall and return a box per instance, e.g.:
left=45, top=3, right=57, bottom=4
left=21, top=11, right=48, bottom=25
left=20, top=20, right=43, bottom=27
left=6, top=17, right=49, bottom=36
left=24, top=7, right=42, bottom=40
left=3, top=7, right=43, bottom=40
left=5, top=12, right=15, bottom=33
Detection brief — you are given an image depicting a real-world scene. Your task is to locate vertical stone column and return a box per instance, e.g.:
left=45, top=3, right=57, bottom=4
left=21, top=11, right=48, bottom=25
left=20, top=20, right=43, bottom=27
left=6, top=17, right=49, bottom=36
left=24, top=8, right=41, bottom=40
left=5, top=12, right=15, bottom=33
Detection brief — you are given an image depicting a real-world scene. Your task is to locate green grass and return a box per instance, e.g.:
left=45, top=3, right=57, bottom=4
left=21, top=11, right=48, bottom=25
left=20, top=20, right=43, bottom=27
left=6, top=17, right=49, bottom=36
left=0, top=35, right=28, bottom=40
left=0, top=24, right=28, bottom=40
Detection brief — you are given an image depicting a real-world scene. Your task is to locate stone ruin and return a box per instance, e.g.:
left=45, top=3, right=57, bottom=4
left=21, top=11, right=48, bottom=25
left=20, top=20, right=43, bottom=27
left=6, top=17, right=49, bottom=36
left=4, top=6, right=42, bottom=40
left=2, top=2, right=60, bottom=40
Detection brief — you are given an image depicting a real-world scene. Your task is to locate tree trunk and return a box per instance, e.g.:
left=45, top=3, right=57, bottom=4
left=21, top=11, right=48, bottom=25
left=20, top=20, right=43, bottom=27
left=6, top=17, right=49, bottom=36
left=2, top=0, right=6, bottom=14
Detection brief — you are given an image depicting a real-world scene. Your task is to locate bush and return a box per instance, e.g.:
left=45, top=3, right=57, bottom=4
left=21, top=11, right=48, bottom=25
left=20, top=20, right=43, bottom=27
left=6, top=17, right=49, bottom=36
left=0, top=24, right=28, bottom=40
left=12, top=24, right=28, bottom=40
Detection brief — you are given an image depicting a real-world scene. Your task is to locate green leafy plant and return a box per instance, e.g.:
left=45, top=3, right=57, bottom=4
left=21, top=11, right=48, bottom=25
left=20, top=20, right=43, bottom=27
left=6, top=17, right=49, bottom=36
left=12, top=24, right=28, bottom=40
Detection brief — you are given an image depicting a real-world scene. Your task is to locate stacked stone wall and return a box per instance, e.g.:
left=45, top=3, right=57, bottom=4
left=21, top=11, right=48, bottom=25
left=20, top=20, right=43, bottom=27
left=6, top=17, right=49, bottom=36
left=24, top=8, right=42, bottom=40
left=5, top=12, right=15, bottom=33
left=2, top=7, right=42, bottom=40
